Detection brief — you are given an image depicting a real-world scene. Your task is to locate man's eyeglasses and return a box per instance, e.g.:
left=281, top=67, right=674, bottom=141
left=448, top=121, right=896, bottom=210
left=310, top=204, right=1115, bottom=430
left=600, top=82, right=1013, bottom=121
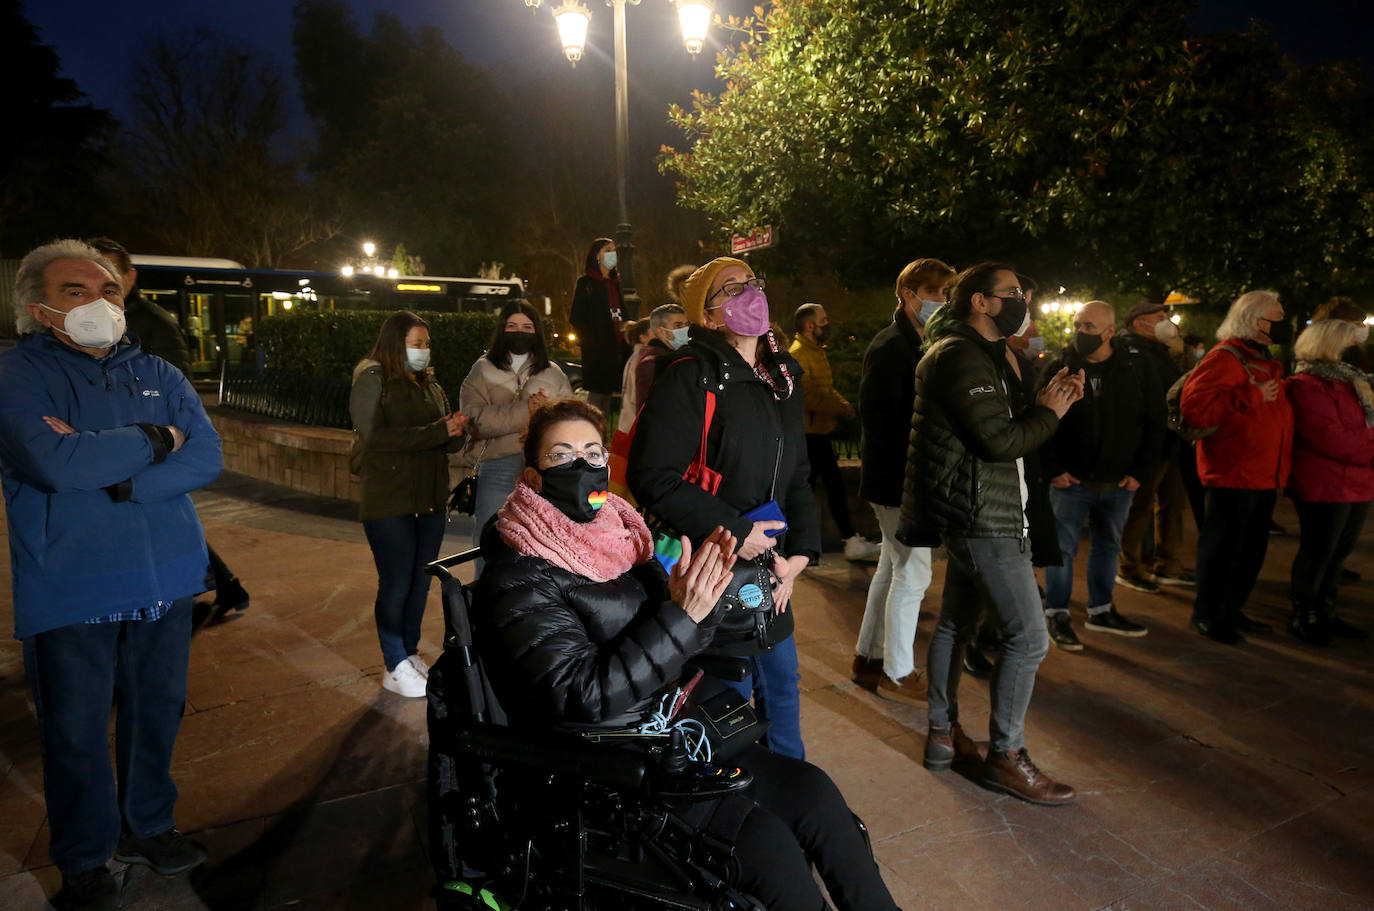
left=707, top=278, right=766, bottom=305
left=984, top=287, right=1026, bottom=302
left=542, top=446, right=608, bottom=469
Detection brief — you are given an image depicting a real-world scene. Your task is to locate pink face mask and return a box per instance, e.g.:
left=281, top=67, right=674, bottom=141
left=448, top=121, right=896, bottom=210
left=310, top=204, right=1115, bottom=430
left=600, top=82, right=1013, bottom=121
left=719, top=284, right=772, bottom=337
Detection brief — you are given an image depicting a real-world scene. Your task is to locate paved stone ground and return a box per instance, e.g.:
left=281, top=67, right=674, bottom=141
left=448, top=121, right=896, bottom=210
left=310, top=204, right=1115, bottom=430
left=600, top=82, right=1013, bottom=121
left=1, top=471, right=1372, bottom=910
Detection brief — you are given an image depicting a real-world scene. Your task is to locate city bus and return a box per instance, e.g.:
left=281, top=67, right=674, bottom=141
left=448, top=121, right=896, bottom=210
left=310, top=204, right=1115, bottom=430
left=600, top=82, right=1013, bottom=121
left=131, top=256, right=528, bottom=378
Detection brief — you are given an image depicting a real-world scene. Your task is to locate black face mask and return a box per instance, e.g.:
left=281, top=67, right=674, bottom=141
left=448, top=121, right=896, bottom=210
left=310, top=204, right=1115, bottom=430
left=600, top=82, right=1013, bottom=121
left=1264, top=318, right=1293, bottom=346
left=814, top=324, right=831, bottom=344
left=538, top=459, right=609, bottom=523
left=1342, top=345, right=1364, bottom=366
left=505, top=331, right=537, bottom=355
left=990, top=295, right=1029, bottom=338
left=1073, top=331, right=1104, bottom=358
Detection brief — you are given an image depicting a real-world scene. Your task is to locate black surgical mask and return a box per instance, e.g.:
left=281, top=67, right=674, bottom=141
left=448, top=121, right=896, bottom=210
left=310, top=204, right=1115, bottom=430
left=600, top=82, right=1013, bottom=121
left=505, top=331, right=537, bottom=355
left=1264, top=318, right=1293, bottom=346
left=538, top=459, right=609, bottom=523
left=1073, top=331, right=1104, bottom=358
left=990, top=296, right=1029, bottom=338
left=814, top=324, right=831, bottom=344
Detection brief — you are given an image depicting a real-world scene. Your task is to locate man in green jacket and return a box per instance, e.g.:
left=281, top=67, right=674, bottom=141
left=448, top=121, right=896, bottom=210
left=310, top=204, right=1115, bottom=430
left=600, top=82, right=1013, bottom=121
left=790, top=303, right=880, bottom=562
left=897, top=262, right=1082, bottom=806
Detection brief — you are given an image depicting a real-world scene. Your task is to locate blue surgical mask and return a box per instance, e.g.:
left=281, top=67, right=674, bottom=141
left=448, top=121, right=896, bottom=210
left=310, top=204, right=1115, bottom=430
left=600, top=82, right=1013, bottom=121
left=406, top=347, right=430, bottom=371
left=1026, top=335, right=1046, bottom=356
left=602, top=251, right=618, bottom=271
left=668, top=326, right=690, bottom=349
left=918, top=300, right=943, bottom=325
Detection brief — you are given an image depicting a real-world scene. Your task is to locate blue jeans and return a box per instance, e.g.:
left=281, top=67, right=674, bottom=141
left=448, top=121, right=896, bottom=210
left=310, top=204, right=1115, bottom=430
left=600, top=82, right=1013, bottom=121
left=472, top=453, right=525, bottom=573
left=22, top=599, right=194, bottom=873
left=1044, top=484, right=1136, bottom=614
left=363, top=513, right=447, bottom=670
left=926, top=537, right=1049, bottom=753
left=724, top=636, right=805, bottom=760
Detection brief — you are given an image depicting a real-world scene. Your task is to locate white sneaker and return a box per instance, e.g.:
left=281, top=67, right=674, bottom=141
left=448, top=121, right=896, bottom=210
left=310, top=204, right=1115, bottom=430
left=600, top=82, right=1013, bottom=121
left=382, top=659, right=428, bottom=697
left=843, top=535, right=881, bottom=563
left=406, top=654, right=430, bottom=679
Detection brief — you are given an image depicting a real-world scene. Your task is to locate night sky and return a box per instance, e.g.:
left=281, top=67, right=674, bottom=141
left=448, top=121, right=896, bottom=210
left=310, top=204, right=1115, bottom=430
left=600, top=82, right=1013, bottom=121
left=25, top=0, right=1374, bottom=140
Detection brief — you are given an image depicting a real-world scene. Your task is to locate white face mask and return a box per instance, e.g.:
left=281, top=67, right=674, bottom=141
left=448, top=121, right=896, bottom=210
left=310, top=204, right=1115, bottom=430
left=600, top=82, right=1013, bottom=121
left=42, top=298, right=126, bottom=349
left=667, top=325, right=690, bottom=350
left=1153, top=318, right=1179, bottom=341
left=406, top=347, right=431, bottom=371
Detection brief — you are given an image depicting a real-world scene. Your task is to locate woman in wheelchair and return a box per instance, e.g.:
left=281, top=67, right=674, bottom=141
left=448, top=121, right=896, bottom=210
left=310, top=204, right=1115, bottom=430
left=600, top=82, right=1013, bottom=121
left=469, top=396, right=899, bottom=910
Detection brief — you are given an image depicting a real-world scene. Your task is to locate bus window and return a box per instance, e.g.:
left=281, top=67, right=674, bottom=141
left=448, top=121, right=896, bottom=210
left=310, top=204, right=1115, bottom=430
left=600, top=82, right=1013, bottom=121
left=186, top=292, right=214, bottom=375
left=224, top=293, right=256, bottom=366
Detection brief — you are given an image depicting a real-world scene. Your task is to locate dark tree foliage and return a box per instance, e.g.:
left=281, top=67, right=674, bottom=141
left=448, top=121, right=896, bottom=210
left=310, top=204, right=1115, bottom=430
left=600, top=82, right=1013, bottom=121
left=0, top=0, right=118, bottom=257
left=662, top=0, right=1374, bottom=310
left=292, top=0, right=518, bottom=276
left=125, top=29, right=339, bottom=268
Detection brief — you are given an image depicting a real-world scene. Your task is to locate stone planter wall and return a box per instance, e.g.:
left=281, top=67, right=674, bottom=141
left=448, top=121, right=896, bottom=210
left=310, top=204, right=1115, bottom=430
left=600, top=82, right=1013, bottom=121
left=207, top=407, right=361, bottom=502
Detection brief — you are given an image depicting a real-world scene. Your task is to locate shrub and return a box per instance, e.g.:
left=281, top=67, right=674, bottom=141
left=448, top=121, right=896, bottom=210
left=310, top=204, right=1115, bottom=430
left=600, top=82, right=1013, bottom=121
left=258, top=310, right=552, bottom=406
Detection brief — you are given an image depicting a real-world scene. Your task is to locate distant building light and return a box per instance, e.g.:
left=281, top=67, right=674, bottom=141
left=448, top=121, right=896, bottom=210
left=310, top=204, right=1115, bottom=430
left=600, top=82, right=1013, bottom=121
left=396, top=283, right=443, bottom=293
left=341, top=265, right=354, bottom=277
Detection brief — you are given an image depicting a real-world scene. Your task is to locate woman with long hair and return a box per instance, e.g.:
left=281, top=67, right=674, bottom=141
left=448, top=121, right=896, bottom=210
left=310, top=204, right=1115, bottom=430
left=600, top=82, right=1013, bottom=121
left=350, top=311, right=467, bottom=697
left=459, top=300, right=571, bottom=560
left=570, top=237, right=627, bottom=414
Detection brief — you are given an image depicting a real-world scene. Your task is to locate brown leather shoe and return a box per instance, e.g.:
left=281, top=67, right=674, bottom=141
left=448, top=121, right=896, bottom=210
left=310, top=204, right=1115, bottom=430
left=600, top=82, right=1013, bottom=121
left=923, top=721, right=982, bottom=770
left=978, top=749, right=1076, bottom=806
left=851, top=655, right=883, bottom=691
left=876, top=670, right=925, bottom=706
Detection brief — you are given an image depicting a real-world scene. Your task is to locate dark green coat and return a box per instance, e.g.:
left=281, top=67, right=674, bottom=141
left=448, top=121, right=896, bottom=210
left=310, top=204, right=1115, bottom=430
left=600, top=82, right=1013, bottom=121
left=897, top=321, right=1060, bottom=546
left=349, top=360, right=459, bottom=521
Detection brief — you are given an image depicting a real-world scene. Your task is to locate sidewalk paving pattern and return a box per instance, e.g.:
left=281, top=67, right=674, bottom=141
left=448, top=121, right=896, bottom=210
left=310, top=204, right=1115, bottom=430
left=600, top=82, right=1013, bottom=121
left=1, top=472, right=1372, bottom=909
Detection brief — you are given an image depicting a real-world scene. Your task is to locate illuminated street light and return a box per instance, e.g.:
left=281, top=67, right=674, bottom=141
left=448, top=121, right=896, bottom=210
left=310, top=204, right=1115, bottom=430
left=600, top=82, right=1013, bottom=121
left=526, top=0, right=714, bottom=320
left=387, top=268, right=399, bottom=278
left=676, top=1, right=713, bottom=55
left=362, top=241, right=376, bottom=257
left=553, top=2, right=591, bottom=64
left=341, top=265, right=354, bottom=277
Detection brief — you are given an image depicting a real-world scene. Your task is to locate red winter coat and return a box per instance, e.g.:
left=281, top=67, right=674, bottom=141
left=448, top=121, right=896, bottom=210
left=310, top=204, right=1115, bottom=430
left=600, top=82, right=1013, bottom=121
left=1179, top=338, right=1292, bottom=490
left=1285, top=373, right=1374, bottom=503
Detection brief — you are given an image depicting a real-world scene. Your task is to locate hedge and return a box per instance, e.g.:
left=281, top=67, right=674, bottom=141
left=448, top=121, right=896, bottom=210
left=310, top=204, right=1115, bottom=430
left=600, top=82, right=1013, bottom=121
left=257, top=310, right=559, bottom=408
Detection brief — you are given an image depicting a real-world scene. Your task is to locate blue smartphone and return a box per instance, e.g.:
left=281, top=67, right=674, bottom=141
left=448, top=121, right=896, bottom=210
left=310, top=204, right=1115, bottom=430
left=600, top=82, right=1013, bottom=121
left=742, top=500, right=787, bottom=536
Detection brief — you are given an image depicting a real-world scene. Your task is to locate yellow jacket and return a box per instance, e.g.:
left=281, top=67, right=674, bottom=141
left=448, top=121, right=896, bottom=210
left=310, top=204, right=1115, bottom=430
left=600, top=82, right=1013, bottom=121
left=789, top=333, right=849, bottom=435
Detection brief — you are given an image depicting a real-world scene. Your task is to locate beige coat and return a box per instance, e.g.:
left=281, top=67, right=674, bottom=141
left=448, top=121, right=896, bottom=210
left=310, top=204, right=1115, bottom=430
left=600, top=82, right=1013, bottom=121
left=459, top=354, right=571, bottom=462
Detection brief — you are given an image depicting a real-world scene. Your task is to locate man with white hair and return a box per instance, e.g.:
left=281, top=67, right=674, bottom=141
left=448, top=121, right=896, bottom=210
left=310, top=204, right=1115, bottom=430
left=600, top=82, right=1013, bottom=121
left=1179, top=289, right=1294, bottom=645
left=0, top=240, right=223, bottom=910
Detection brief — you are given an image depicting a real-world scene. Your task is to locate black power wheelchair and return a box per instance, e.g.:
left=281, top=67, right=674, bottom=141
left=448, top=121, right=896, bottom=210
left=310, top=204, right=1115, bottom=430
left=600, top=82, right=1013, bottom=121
left=424, top=548, right=768, bottom=911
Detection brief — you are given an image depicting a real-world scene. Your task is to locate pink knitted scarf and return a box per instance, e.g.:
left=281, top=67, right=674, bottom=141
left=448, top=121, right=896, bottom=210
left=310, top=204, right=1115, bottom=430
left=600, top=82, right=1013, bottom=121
left=496, top=481, right=654, bottom=582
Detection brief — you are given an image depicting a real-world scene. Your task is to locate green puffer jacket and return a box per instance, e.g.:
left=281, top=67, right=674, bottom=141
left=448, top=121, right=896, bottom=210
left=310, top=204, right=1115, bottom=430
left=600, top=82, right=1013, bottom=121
left=350, top=360, right=461, bottom=521
left=897, top=320, right=1059, bottom=546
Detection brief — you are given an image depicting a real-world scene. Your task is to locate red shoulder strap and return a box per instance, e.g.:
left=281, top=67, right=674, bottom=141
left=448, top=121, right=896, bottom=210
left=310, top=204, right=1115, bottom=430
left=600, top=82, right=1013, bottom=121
left=693, top=390, right=716, bottom=473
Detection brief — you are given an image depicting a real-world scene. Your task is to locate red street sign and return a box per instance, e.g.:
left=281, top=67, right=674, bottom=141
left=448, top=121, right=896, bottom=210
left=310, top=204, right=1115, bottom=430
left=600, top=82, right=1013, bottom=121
left=731, top=226, right=774, bottom=254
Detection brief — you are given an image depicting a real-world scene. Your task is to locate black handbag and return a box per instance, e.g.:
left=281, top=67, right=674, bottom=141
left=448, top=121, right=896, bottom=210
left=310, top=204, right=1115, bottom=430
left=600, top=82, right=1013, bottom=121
left=688, top=688, right=769, bottom=761
left=712, top=553, right=777, bottom=651
left=447, top=439, right=488, bottom=518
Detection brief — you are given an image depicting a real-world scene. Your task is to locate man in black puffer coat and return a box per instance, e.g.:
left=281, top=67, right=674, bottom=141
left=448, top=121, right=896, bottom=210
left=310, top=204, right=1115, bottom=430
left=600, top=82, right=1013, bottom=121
left=897, top=262, right=1081, bottom=806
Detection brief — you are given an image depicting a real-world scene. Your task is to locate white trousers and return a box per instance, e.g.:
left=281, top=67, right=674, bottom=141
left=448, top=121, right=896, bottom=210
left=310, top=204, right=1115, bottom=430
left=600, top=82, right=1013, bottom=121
left=855, top=503, right=934, bottom=682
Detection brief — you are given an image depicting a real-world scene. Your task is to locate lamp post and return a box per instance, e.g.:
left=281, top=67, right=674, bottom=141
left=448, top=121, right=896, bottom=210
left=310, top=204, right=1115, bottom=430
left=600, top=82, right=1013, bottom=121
left=526, top=0, right=712, bottom=318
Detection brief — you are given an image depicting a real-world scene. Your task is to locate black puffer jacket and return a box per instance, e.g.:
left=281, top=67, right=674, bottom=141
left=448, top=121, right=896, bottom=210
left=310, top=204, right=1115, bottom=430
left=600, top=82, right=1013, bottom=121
left=897, top=321, right=1060, bottom=546
left=1118, top=330, right=1184, bottom=459
left=859, top=309, right=923, bottom=507
left=627, top=327, right=818, bottom=652
left=125, top=290, right=193, bottom=378
left=473, top=520, right=714, bottom=730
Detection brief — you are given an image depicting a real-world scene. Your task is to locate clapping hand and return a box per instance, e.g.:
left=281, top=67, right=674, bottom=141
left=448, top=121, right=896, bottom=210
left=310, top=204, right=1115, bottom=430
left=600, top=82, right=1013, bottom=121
left=669, top=526, right=738, bottom=623
left=1036, top=367, right=1086, bottom=417
left=527, top=387, right=550, bottom=414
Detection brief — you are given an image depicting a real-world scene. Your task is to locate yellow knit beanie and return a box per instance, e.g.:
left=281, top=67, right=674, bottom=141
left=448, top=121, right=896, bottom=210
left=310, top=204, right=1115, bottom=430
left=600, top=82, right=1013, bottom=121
left=679, top=257, right=752, bottom=325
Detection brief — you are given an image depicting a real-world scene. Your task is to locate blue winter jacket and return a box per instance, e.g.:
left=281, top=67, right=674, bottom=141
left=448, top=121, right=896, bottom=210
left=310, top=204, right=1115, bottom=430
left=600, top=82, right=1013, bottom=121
left=0, top=332, right=223, bottom=638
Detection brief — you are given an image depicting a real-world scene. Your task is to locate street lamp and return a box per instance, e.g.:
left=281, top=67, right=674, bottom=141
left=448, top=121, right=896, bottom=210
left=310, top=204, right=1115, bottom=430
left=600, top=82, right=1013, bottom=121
left=524, top=0, right=712, bottom=321
left=362, top=241, right=376, bottom=258
left=552, top=2, right=591, bottom=64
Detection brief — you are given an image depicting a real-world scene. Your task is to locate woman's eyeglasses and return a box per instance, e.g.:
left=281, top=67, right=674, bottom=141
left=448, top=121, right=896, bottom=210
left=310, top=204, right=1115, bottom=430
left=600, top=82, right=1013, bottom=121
left=542, top=447, right=608, bottom=469
left=707, top=278, right=766, bottom=305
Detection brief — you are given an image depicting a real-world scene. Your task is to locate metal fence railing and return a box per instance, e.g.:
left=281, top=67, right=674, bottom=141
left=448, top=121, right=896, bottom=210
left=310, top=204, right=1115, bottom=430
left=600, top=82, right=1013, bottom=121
left=218, top=363, right=352, bottom=429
